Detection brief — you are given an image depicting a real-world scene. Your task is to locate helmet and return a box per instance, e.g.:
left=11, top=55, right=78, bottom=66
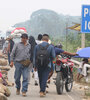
left=55, top=43, right=63, bottom=49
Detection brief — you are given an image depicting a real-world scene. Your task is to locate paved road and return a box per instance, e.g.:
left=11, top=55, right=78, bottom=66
left=7, top=68, right=83, bottom=100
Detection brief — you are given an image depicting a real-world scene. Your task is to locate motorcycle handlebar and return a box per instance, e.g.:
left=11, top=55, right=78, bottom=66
left=60, top=54, right=73, bottom=59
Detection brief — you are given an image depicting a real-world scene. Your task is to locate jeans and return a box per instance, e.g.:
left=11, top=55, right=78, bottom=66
left=8, top=52, right=10, bottom=64
left=38, top=67, right=51, bottom=92
left=14, top=62, right=29, bottom=92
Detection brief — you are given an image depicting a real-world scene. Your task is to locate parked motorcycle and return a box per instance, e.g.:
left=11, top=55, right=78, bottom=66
left=55, top=54, right=74, bottom=95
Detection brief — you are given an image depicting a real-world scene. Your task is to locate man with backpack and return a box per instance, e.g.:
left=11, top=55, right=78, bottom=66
left=33, top=34, right=55, bottom=97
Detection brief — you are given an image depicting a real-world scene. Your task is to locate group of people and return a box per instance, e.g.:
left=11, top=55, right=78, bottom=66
left=3, top=32, right=77, bottom=97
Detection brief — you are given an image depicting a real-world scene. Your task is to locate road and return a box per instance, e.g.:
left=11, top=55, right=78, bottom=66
left=7, top=68, right=83, bottom=100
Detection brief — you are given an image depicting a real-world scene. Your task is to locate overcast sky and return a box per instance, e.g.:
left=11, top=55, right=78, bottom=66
left=0, top=0, right=90, bottom=32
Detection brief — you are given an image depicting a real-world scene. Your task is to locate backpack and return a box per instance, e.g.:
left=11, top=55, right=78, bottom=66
left=36, top=44, right=50, bottom=67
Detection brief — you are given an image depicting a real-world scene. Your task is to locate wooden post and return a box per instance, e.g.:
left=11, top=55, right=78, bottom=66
left=81, top=33, right=85, bottom=48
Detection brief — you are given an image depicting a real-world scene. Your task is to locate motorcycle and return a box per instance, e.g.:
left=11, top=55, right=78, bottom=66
left=55, top=54, right=74, bottom=95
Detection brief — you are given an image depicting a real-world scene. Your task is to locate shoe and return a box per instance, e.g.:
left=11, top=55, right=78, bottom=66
left=40, top=92, right=45, bottom=97
left=16, top=89, right=20, bottom=95
left=43, top=92, right=46, bottom=95
left=32, top=73, right=34, bottom=78
left=46, top=90, right=49, bottom=93
left=47, top=79, right=50, bottom=84
left=46, top=84, right=49, bottom=88
left=22, top=92, right=27, bottom=97
left=35, top=81, right=38, bottom=86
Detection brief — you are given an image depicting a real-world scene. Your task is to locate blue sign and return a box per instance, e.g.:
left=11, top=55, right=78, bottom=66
left=81, top=5, right=90, bottom=33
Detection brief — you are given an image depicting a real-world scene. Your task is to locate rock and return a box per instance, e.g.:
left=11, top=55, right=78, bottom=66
left=1, top=70, right=8, bottom=75
left=0, top=84, right=11, bottom=97
left=0, top=93, right=7, bottom=100
left=0, top=78, right=3, bottom=83
left=0, top=60, right=7, bottom=66
left=84, top=86, right=89, bottom=90
left=5, top=79, right=14, bottom=87
left=0, top=54, right=8, bottom=59
left=0, top=67, right=10, bottom=71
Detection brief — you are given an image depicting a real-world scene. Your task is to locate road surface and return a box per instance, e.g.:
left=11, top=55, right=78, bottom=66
left=7, top=68, right=84, bottom=100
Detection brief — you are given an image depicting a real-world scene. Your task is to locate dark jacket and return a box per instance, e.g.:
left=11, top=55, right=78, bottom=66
left=29, top=36, right=37, bottom=62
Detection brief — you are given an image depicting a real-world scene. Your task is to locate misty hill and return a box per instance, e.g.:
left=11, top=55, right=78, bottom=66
left=14, top=9, right=80, bottom=40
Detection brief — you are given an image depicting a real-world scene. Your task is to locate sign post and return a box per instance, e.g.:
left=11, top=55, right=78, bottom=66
left=81, top=5, right=90, bottom=48
left=81, top=5, right=90, bottom=33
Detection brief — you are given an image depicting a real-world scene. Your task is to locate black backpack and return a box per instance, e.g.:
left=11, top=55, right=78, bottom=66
left=36, top=44, right=50, bottom=67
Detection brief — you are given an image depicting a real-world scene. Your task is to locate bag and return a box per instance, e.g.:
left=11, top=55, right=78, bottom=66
left=36, top=44, right=50, bottom=67
left=20, top=59, right=31, bottom=67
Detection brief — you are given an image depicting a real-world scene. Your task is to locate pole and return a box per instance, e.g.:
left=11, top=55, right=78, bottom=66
left=81, top=33, right=85, bottom=48
left=66, top=27, right=68, bottom=51
left=66, top=18, right=69, bottom=51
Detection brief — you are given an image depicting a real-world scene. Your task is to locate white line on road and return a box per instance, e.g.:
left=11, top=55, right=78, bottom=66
left=66, top=93, right=75, bottom=100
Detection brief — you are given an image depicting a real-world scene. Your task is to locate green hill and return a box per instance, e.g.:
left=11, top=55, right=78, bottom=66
left=14, top=9, right=80, bottom=40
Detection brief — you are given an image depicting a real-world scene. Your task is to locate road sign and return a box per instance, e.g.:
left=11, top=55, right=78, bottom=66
left=81, top=5, right=90, bottom=33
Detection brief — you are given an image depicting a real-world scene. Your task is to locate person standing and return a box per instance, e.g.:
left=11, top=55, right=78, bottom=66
left=33, top=34, right=55, bottom=97
left=36, top=34, right=42, bottom=44
left=28, top=36, right=37, bottom=84
left=2, top=40, right=8, bottom=54
left=10, top=33, right=31, bottom=97
left=33, top=34, right=43, bottom=86
left=7, top=37, right=14, bottom=64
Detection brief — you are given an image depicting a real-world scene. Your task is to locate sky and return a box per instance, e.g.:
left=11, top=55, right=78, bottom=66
left=0, top=0, right=90, bottom=33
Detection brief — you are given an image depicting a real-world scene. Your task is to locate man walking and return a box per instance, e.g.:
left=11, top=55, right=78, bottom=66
left=10, top=33, right=31, bottom=97
left=33, top=34, right=55, bottom=97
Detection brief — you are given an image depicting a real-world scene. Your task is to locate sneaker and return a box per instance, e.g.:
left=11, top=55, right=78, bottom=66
left=22, top=92, right=27, bottom=97
left=16, top=89, right=20, bottom=95
left=40, top=92, right=45, bottom=97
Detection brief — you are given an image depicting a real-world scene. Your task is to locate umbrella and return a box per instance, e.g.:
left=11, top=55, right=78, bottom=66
left=74, top=47, right=90, bottom=58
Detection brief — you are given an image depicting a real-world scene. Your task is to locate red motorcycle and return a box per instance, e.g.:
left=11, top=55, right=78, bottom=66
left=55, top=54, right=74, bottom=94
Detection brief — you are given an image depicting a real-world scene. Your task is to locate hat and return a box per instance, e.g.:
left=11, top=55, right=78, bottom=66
left=21, top=33, right=28, bottom=39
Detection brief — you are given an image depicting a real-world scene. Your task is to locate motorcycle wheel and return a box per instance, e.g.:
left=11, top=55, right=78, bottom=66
left=65, top=73, right=73, bottom=92
left=56, top=72, right=64, bottom=95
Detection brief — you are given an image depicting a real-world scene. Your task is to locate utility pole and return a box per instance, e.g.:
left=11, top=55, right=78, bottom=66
left=66, top=24, right=68, bottom=51
left=81, top=33, right=85, bottom=48
left=66, top=17, right=69, bottom=51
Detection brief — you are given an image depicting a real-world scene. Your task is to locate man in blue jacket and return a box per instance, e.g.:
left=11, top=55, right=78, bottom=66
left=33, top=34, right=55, bottom=97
